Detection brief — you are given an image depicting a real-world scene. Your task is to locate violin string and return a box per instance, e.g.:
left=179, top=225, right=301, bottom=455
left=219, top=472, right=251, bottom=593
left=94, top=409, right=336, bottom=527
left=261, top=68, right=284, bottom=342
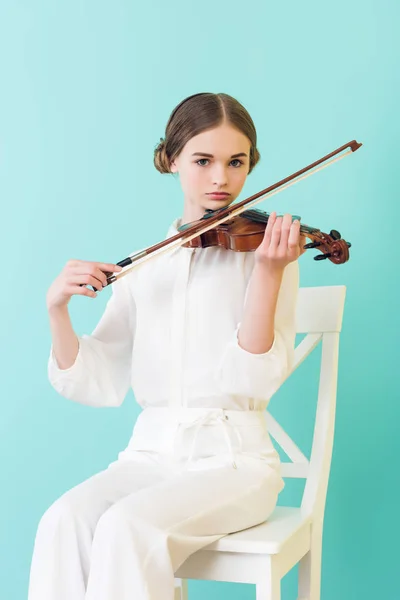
left=111, top=149, right=352, bottom=283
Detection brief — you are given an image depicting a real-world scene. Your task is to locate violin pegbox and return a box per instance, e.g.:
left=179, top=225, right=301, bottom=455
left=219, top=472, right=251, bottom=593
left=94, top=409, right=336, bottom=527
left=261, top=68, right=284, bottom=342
left=304, top=228, right=351, bottom=264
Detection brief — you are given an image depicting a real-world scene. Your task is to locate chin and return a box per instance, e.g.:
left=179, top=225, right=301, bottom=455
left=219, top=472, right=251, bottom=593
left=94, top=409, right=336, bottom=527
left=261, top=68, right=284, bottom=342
left=203, top=197, right=232, bottom=208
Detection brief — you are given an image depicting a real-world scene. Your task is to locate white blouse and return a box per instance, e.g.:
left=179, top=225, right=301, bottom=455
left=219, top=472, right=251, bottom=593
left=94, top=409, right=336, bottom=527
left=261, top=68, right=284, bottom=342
left=48, top=217, right=299, bottom=412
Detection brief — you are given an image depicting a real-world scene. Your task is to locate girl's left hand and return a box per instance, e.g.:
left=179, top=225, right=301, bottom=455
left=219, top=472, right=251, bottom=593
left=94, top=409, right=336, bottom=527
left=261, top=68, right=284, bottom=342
left=254, top=212, right=307, bottom=271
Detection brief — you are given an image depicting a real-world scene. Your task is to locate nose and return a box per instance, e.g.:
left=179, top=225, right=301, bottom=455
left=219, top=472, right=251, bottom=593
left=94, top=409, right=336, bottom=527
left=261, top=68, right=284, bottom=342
left=211, top=164, right=228, bottom=188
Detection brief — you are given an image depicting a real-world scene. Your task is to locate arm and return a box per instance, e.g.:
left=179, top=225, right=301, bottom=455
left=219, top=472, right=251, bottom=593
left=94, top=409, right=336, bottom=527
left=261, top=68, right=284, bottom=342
left=237, top=263, right=284, bottom=355
left=216, top=259, right=299, bottom=402
left=216, top=212, right=304, bottom=402
left=48, top=306, right=80, bottom=369
left=47, top=274, right=136, bottom=408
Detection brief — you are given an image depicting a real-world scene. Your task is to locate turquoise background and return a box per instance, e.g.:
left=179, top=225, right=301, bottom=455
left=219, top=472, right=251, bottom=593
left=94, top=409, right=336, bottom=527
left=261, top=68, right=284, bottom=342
left=1, top=1, right=398, bottom=599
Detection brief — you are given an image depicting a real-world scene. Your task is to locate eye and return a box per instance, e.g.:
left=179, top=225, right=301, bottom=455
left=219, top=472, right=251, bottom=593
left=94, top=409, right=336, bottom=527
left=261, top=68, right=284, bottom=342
left=196, top=158, right=244, bottom=167
left=230, top=159, right=244, bottom=167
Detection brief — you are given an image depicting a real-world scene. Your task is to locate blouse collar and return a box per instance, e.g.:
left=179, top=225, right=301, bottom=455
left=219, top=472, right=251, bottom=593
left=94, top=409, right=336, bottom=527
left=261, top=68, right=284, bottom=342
left=165, top=217, right=182, bottom=239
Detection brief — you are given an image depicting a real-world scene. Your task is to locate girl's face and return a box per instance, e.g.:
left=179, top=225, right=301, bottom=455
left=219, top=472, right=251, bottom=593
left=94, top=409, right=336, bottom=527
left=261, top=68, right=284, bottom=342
left=170, top=123, right=251, bottom=221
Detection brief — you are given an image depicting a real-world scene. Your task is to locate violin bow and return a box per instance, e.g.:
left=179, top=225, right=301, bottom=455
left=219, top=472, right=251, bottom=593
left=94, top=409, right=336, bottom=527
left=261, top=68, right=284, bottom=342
left=105, top=139, right=362, bottom=286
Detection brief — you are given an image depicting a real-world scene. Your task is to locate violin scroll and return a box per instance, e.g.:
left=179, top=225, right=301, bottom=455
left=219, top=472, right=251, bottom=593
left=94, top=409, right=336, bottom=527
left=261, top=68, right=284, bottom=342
left=303, top=228, right=351, bottom=264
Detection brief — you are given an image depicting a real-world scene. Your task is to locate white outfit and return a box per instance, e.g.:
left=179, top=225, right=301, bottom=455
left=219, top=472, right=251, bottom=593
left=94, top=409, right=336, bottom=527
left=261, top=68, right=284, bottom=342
left=29, top=217, right=299, bottom=600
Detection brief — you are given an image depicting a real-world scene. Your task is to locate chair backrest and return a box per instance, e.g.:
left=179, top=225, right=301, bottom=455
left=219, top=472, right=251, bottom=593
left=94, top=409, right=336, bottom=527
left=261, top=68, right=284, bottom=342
left=265, top=285, right=346, bottom=519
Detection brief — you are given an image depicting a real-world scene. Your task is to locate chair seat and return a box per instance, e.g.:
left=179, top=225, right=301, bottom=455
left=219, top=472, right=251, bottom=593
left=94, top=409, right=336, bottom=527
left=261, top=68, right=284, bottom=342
left=204, top=507, right=312, bottom=555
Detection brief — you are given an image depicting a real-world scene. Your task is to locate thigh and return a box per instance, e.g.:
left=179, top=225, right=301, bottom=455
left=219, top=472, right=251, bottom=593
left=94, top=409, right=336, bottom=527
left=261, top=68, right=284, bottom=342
left=104, top=461, right=282, bottom=573
left=39, top=457, right=167, bottom=529
left=114, top=459, right=281, bottom=537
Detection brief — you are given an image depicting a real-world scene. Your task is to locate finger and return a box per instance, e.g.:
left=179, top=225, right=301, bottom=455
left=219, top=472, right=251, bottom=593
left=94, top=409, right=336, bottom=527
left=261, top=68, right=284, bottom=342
left=270, top=215, right=283, bottom=249
left=74, top=274, right=105, bottom=289
left=91, top=265, right=120, bottom=286
left=78, top=262, right=123, bottom=275
left=97, top=263, right=123, bottom=272
left=279, top=214, right=292, bottom=249
left=81, top=267, right=108, bottom=288
left=288, top=219, right=301, bottom=251
left=299, top=233, right=307, bottom=255
left=263, top=211, right=277, bottom=247
left=70, top=284, right=98, bottom=298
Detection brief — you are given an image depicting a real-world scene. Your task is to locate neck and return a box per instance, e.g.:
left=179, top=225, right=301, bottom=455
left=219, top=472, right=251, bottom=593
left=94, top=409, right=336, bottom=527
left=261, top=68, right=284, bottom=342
left=180, top=198, right=233, bottom=227
left=180, top=203, right=206, bottom=227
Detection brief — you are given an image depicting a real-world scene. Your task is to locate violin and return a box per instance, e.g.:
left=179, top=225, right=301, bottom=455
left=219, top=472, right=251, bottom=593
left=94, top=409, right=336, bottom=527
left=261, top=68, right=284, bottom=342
left=91, top=139, right=362, bottom=291
left=179, top=207, right=349, bottom=264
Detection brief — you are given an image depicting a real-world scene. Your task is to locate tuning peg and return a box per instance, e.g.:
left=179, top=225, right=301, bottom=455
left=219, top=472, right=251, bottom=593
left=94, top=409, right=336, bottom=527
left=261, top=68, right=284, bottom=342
left=329, top=229, right=341, bottom=240
left=304, top=241, right=321, bottom=250
left=314, top=252, right=332, bottom=261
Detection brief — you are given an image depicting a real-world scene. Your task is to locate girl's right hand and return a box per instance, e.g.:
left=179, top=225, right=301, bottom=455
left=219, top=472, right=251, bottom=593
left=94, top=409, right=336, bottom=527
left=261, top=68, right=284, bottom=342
left=46, top=260, right=123, bottom=311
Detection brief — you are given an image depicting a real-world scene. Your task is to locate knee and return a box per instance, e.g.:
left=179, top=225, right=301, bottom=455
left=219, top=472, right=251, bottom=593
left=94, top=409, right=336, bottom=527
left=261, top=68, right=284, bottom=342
left=36, top=488, right=89, bottom=537
left=35, top=496, right=73, bottom=543
left=93, top=504, right=160, bottom=546
left=93, top=504, right=128, bottom=541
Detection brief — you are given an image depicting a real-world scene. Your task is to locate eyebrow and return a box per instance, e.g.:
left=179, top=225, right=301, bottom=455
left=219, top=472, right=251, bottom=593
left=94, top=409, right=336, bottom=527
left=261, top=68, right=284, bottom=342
left=191, top=152, right=248, bottom=158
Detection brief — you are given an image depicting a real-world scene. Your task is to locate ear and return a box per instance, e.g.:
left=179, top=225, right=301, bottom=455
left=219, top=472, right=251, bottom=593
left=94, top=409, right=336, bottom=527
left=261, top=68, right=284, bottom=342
left=170, top=160, right=178, bottom=174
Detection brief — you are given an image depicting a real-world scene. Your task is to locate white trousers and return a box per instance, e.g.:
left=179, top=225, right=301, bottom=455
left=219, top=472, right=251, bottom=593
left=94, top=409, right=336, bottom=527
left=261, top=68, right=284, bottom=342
left=28, top=407, right=284, bottom=600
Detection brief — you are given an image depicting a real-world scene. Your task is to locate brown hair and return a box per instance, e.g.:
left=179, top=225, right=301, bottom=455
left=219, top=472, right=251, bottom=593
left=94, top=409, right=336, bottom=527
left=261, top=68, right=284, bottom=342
left=154, top=92, right=260, bottom=175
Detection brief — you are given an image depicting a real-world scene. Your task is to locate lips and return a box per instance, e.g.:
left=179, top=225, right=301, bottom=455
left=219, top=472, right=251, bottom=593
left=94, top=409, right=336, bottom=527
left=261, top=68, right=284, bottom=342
left=206, top=192, right=230, bottom=199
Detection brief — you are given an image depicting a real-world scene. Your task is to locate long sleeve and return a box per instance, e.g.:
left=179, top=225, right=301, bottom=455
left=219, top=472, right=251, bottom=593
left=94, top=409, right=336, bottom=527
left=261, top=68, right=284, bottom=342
left=216, top=259, right=299, bottom=403
left=47, top=274, right=136, bottom=408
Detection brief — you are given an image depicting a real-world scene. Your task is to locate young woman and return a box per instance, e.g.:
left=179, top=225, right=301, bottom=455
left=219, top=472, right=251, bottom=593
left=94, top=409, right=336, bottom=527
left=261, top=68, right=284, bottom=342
left=29, top=92, right=305, bottom=600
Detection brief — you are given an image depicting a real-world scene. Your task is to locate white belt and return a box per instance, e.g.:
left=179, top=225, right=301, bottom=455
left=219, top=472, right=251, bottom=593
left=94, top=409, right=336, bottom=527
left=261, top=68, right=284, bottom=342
left=174, top=409, right=243, bottom=470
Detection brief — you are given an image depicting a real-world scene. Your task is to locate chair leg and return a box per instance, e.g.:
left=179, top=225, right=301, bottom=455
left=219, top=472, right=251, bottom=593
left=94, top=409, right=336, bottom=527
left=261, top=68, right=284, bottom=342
left=297, top=536, right=322, bottom=600
left=256, top=578, right=281, bottom=600
left=174, top=578, right=188, bottom=600
left=256, top=557, right=281, bottom=600
left=181, top=579, right=188, bottom=600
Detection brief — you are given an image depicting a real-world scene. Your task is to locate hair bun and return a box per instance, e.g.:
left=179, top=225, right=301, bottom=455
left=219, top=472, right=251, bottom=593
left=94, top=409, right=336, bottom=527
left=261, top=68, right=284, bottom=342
left=154, top=137, right=170, bottom=174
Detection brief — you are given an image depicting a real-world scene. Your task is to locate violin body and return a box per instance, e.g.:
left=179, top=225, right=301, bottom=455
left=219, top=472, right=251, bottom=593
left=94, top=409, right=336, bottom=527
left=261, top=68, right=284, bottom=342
left=180, top=209, right=351, bottom=264
left=181, top=211, right=267, bottom=252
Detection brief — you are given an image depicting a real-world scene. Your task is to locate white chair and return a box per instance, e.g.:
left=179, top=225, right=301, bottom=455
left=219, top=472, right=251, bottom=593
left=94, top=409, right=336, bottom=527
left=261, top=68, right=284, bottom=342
left=174, top=285, right=346, bottom=600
